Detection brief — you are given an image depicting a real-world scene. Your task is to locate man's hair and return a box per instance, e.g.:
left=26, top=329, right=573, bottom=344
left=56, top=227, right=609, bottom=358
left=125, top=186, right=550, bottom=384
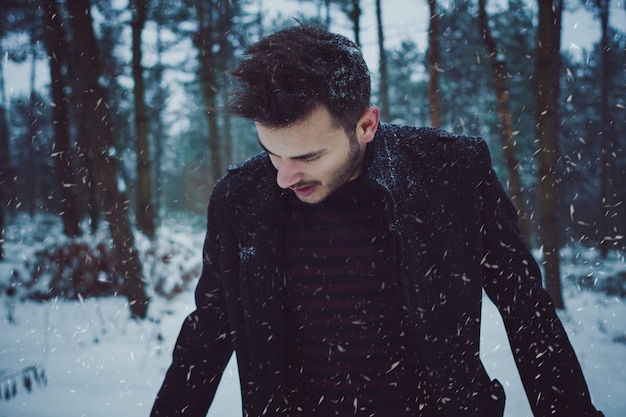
left=229, top=24, right=371, bottom=134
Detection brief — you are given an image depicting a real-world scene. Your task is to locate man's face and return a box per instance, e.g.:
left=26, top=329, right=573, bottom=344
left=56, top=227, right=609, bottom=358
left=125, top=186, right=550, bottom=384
left=256, top=105, right=377, bottom=204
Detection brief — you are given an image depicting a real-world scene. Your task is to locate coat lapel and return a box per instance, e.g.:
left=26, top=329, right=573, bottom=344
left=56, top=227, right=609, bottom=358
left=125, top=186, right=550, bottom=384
left=364, top=125, right=447, bottom=363
left=223, top=159, right=289, bottom=392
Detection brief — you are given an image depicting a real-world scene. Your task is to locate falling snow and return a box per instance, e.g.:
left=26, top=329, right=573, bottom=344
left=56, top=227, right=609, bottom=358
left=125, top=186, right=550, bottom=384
left=1, top=218, right=625, bottom=417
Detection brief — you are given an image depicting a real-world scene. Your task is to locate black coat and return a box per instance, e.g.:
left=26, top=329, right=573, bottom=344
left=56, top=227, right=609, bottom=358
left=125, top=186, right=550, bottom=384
left=151, top=124, right=602, bottom=417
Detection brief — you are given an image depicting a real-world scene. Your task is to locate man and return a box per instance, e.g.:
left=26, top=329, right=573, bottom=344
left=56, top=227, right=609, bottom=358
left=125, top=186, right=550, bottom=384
left=151, top=24, right=602, bottom=417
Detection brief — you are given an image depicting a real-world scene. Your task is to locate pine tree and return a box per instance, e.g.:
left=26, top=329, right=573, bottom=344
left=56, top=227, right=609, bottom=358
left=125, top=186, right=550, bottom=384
left=535, top=0, right=564, bottom=309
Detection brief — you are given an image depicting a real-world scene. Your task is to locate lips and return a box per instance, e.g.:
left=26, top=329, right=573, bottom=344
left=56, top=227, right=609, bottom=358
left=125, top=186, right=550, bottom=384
left=291, top=184, right=317, bottom=197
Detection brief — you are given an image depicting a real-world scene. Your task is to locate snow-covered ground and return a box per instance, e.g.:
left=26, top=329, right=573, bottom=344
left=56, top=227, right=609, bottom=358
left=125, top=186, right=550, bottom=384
left=1, top=217, right=625, bottom=417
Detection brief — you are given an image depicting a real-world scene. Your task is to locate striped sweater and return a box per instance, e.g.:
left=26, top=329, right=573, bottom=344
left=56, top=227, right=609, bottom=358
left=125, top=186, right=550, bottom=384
left=283, top=178, right=434, bottom=416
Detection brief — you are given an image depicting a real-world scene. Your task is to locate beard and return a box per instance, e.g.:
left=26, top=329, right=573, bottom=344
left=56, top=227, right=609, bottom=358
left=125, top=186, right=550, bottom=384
left=325, top=131, right=363, bottom=193
left=292, top=132, right=364, bottom=204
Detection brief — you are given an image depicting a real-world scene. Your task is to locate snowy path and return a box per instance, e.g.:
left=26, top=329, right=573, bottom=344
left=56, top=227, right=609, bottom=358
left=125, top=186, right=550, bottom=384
left=1, top=287, right=624, bottom=417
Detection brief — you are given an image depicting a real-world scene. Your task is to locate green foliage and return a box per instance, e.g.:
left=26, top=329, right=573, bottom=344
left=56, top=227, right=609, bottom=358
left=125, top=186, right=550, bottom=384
left=488, top=0, right=537, bottom=155
left=386, top=39, right=429, bottom=127
left=0, top=0, right=624, bottom=254
left=7, top=93, right=56, bottom=215
left=435, top=0, right=490, bottom=135
left=559, top=28, right=626, bottom=250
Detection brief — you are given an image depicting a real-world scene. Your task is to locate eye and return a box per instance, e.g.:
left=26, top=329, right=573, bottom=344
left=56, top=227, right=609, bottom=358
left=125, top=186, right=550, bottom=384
left=302, top=154, right=321, bottom=163
left=298, top=151, right=325, bottom=163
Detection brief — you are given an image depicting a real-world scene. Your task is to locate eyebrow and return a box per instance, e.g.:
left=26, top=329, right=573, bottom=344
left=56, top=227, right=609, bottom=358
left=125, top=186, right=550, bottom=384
left=256, top=135, right=326, bottom=161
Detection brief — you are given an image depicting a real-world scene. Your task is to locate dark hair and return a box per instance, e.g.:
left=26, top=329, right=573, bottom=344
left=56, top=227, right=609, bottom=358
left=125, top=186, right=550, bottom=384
left=229, top=24, right=371, bottom=134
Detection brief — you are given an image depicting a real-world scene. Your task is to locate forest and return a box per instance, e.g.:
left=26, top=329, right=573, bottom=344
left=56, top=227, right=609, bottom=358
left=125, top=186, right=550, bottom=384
left=1, top=1, right=626, bottom=415
left=0, top=0, right=624, bottom=322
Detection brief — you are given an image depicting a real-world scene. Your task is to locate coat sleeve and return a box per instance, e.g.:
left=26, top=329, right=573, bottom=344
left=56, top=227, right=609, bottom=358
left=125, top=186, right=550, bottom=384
left=150, top=184, right=234, bottom=416
left=476, top=139, right=603, bottom=417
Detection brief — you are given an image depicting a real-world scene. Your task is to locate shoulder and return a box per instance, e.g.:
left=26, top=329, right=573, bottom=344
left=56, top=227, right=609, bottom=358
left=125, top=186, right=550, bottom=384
left=376, top=123, right=490, bottom=168
left=213, top=153, right=270, bottom=194
left=225, top=151, right=268, bottom=174
left=210, top=152, right=277, bottom=201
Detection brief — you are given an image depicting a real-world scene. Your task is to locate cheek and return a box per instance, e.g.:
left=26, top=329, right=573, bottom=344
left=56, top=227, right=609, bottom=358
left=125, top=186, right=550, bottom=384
left=316, top=156, right=344, bottom=180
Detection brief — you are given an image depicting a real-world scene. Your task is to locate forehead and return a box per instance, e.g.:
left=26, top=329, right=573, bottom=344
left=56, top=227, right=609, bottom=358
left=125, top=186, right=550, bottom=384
left=255, top=106, right=345, bottom=157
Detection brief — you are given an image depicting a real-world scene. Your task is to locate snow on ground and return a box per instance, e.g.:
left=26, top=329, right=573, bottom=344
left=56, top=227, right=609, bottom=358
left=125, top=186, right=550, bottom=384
left=0, top=293, right=244, bottom=417
left=1, top=218, right=625, bottom=417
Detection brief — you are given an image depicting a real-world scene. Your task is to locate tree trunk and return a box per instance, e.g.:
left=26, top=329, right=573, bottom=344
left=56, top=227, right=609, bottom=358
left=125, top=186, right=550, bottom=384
left=428, top=0, right=441, bottom=128
left=68, top=59, right=100, bottom=234
left=62, top=4, right=99, bottom=234
left=596, top=0, right=614, bottom=257
left=43, top=0, right=82, bottom=238
left=478, top=0, right=531, bottom=244
left=217, top=0, right=233, bottom=166
left=152, top=2, right=166, bottom=216
left=535, top=0, right=564, bottom=309
left=195, top=0, right=223, bottom=188
left=0, top=140, right=4, bottom=259
left=324, top=0, right=331, bottom=27
left=0, top=115, right=6, bottom=260
left=131, top=0, right=156, bottom=239
left=27, top=31, right=39, bottom=217
left=375, top=0, right=389, bottom=122
left=78, top=110, right=100, bottom=234
left=66, top=0, right=149, bottom=319
left=352, top=0, right=361, bottom=47
left=0, top=62, right=10, bottom=261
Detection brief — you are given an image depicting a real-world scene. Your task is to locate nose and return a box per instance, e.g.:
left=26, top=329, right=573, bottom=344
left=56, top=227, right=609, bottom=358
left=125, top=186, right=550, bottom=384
left=275, top=159, right=302, bottom=189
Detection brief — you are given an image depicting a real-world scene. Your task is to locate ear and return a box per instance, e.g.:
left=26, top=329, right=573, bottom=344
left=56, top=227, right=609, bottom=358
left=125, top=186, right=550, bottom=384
left=357, top=106, right=380, bottom=144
